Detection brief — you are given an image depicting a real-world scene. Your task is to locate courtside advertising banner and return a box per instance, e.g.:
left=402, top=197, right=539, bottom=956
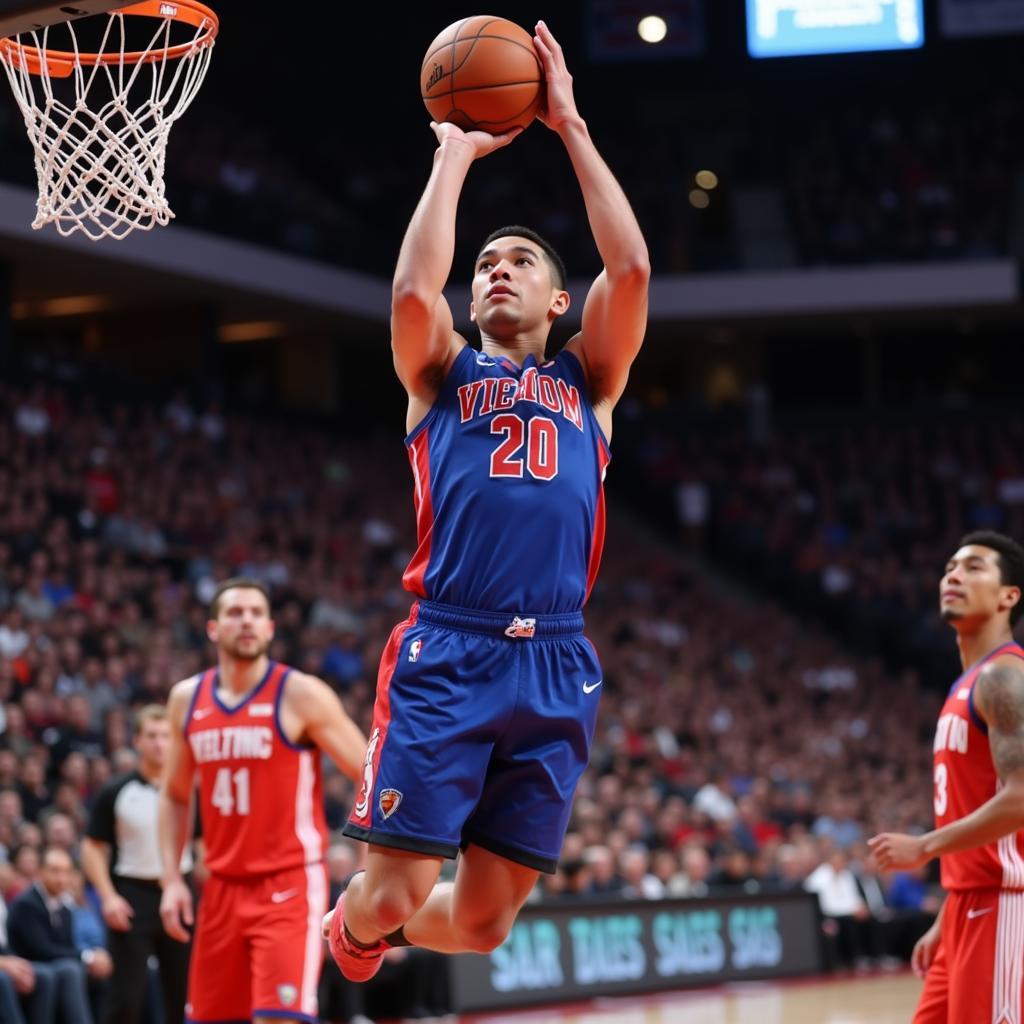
left=940, top=0, right=1024, bottom=36
left=449, top=892, right=824, bottom=1012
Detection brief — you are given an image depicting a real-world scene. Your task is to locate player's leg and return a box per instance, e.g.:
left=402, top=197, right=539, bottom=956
left=250, top=863, right=329, bottom=1024
left=400, top=843, right=539, bottom=953
left=946, top=889, right=1018, bottom=1024
left=185, top=875, right=252, bottom=1024
left=912, top=938, right=949, bottom=1024
left=342, top=847, right=443, bottom=941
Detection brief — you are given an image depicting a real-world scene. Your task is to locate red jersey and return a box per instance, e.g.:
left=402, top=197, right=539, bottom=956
left=934, top=641, right=1024, bottom=891
left=184, top=661, right=327, bottom=878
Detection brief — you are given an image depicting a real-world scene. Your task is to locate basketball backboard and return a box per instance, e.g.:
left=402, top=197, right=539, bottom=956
left=0, top=2, right=137, bottom=37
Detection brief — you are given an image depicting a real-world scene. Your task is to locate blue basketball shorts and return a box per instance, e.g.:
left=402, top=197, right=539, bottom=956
left=344, top=599, right=602, bottom=873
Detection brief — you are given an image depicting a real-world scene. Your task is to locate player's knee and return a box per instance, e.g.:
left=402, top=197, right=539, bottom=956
left=455, top=912, right=515, bottom=954
left=362, top=885, right=424, bottom=933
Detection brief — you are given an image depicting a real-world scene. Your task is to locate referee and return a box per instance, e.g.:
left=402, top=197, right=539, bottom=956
left=82, top=704, right=191, bottom=1024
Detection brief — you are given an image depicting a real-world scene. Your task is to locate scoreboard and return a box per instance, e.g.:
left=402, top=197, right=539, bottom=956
left=747, top=0, right=924, bottom=57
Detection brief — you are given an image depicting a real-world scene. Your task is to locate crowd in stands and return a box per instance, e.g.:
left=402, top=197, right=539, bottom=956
left=783, top=95, right=1021, bottom=266
left=0, top=368, right=945, bottom=1018
left=625, top=401, right=1024, bottom=692
left=158, top=88, right=1024, bottom=276
left=1, top=46, right=1020, bottom=277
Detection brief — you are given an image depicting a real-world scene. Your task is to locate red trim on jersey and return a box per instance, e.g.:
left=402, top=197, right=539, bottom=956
left=402, top=429, right=434, bottom=598
left=584, top=437, right=610, bottom=604
left=350, top=605, right=418, bottom=828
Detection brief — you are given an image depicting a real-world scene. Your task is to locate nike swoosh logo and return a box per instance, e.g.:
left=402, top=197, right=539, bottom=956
left=583, top=680, right=602, bottom=694
left=192, top=707, right=214, bottom=720
left=967, top=907, right=994, bottom=919
left=271, top=889, right=299, bottom=904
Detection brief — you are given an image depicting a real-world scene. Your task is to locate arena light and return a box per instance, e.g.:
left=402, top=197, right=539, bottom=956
left=218, top=321, right=287, bottom=343
left=638, top=15, right=668, bottom=43
left=10, top=294, right=111, bottom=318
left=696, top=169, right=719, bottom=190
left=689, top=188, right=710, bottom=209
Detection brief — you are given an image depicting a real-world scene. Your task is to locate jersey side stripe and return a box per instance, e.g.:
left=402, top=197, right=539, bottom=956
left=403, top=428, right=434, bottom=597
left=301, top=862, right=327, bottom=1016
left=997, top=779, right=1024, bottom=888
left=584, top=437, right=610, bottom=603
left=294, top=750, right=321, bottom=865
left=994, top=891, right=1023, bottom=1023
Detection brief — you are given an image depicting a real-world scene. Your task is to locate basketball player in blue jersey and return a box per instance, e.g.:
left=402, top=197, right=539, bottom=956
left=324, top=20, right=649, bottom=979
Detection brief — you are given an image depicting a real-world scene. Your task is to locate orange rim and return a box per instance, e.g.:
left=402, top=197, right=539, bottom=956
left=0, top=1, right=218, bottom=78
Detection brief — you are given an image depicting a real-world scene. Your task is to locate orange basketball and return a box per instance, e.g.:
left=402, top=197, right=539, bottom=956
left=421, top=16, right=543, bottom=135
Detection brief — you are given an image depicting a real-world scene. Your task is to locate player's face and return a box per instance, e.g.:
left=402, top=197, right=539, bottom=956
left=208, top=587, right=274, bottom=661
left=940, top=544, right=1020, bottom=626
left=469, top=237, right=569, bottom=332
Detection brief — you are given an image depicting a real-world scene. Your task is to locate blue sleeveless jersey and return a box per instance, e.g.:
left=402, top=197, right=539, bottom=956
left=402, top=346, right=610, bottom=614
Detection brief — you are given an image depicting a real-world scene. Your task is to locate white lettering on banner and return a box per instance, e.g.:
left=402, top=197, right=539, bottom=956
left=652, top=911, right=726, bottom=976
left=490, top=921, right=564, bottom=992
left=568, top=916, right=646, bottom=985
left=188, top=726, right=273, bottom=763
left=728, top=907, right=783, bottom=969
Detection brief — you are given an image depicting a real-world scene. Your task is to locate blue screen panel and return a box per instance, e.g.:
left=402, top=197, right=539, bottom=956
left=747, top=0, right=924, bottom=57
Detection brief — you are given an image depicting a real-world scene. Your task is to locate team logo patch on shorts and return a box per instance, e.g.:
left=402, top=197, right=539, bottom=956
left=505, top=615, right=536, bottom=639
left=379, top=788, right=403, bottom=819
left=277, top=984, right=297, bottom=1006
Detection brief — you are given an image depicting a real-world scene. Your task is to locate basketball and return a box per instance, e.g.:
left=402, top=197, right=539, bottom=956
left=421, top=16, right=543, bottom=135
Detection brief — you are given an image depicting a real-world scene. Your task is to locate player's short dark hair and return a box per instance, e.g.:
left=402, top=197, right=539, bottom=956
left=208, top=577, right=271, bottom=620
left=480, top=225, right=567, bottom=290
left=960, top=530, right=1024, bottom=627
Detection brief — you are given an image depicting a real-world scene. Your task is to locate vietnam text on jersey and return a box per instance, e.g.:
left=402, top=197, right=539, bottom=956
left=184, top=661, right=327, bottom=877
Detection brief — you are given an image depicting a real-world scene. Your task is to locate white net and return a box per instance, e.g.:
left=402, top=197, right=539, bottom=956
left=0, top=5, right=216, bottom=240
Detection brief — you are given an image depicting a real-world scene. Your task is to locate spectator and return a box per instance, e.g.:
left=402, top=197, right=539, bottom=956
left=0, top=887, right=57, bottom=1024
left=619, top=847, right=664, bottom=900
left=804, top=848, right=875, bottom=970
left=46, top=697, right=104, bottom=776
left=8, top=846, right=112, bottom=1024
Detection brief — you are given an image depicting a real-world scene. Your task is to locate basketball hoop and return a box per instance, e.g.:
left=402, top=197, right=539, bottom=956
left=0, top=1, right=218, bottom=240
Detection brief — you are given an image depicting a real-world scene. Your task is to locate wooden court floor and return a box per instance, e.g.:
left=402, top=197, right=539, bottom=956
left=462, top=972, right=920, bottom=1024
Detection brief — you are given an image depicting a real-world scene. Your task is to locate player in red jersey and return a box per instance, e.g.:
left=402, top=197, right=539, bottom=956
left=870, top=530, right=1024, bottom=1024
left=157, top=578, right=367, bottom=1024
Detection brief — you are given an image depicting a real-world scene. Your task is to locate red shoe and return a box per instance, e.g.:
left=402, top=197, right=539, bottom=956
left=326, top=891, right=390, bottom=982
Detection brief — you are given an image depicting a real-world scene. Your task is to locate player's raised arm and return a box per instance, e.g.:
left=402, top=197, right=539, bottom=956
left=158, top=679, right=198, bottom=942
left=392, top=121, right=523, bottom=402
left=286, top=671, right=368, bottom=784
left=534, top=21, right=650, bottom=410
left=870, top=655, right=1024, bottom=868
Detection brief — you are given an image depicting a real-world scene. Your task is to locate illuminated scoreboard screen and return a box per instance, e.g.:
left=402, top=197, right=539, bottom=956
left=747, top=0, right=924, bottom=57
